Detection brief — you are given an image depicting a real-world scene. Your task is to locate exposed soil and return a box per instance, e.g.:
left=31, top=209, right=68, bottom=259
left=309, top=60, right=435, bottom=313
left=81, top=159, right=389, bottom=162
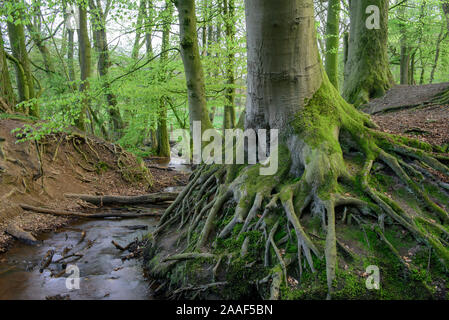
left=0, top=119, right=188, bottom=253
left=362, top=82, right=449, bottom=114
left=372, top=104, right=449, bottom=149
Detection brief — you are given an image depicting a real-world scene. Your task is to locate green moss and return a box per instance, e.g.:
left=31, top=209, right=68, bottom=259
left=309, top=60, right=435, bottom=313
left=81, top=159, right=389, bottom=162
left=95, top=161, right=109, bottom=174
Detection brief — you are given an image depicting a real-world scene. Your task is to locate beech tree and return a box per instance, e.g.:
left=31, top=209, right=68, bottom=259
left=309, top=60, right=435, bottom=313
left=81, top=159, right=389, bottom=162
left=6, top=2, right=38, bottom=117
left=174, top=0, right=213, bottom=136
left=223, top=0, right=236, bottom=129
left=0, top=28, right=15, bottom=111
left=148, top=0, right=449, bottom=299
left=156, top=0, right=174, bottom=158
left=89, top=0, right=124, bottom=138
left=325, top=0, right=341, bottom=90
left=343, top=0, right=394, bottom=106
left=75, top=4, right=92, bottom=131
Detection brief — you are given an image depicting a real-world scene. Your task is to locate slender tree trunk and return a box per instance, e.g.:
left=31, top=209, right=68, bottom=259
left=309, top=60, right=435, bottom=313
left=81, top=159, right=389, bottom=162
left=67, top=28, right=75, bottom=82
left=400, top=44, right=410, bottom=85
left=343, top=0, right=394, bottom=106
left=62, top=0, right=76, bottom=90
left=223, top=0, right=236, bottom=130
left=208, top=22, right=221, bottom=124
left=399, top=3, right=410, bottom=85
left=156, top=0, right=173, bottom=158
left=89, top=0, right=124, bottom=139
left=76, top=6, right=92, bottom=131
left=325, top=0, right=341, bottom=90
left=429, top=23, right=447, bottom=84
left=410, top=50, right=416, bottom=85
left=7, top=8, right=38, bottom=116
left=175, top=0, right=213, bottom=135
left=132, top=0, right=147, bottom=60
left=343, top=32, right=349, bottom=72
left=27, top=5, right=55, bottom=76
left=145, top=0, right=154, bottom=58
left=0, top=31, right=15, bottom=111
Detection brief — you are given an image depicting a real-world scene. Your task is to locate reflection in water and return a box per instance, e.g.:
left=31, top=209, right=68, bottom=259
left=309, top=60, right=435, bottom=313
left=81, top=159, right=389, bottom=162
left=0, top=157, right=187, bottom=300
left=0, top=209, right=162, bottom=300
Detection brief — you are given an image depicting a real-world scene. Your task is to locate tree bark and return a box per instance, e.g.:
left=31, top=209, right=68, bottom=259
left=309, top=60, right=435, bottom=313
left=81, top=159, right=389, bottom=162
left=175, top=0, right=213, bottom=135
left=145, top=0, right=154, bottom=57
left=6, top=5, right=38, bottom=116
left=399, top=2, right=410, bottom=85
left=150, top=0, right=449, bottom=300
left=26, top=4, right=55, bottom=76
left=62, top=0, right=76, bottom=86
left=156, top=0, right=174, bottom=158
left=0, top=30, right=15, bottom=111
left=64, top=192, right=179, bottom=205
left=89, top=0, right=124, bottom=139
left=76, top=5, right=92, bottom=131
left=325, top=0, right=341, bottom=90
left=343, top=0, right=394, bottom=106
left=223, top=0, right=236, bottom=130
left=429, top=22, right=447, bottom=84
left=132, top=0, right=147, bottom=60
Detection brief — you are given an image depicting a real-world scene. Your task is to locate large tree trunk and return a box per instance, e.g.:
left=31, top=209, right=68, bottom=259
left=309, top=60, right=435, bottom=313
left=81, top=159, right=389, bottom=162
left=343, top=0, right=394, bottom=106
left=132, top=0, right=147, bottom=60
left=175, top=0, right=213, bottom=135
left=89, top=0, right=124, bottom=139
left=325, top=0, right=341, bottom=90
left=0, top=30, right=15, bottom=111
left=156, top=0, right=173, bottom=158
left=76, top=5, right=92, bottom=131
left=245, top=0, right=322, bottom=138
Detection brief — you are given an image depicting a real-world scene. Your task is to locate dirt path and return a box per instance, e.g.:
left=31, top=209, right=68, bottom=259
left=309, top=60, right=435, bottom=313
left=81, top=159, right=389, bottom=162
left=362, top=82, right=449, bottom=114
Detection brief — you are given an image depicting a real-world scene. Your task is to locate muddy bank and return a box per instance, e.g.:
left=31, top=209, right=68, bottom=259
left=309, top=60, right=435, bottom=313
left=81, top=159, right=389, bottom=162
left=0, top=119, right=188, bottom=253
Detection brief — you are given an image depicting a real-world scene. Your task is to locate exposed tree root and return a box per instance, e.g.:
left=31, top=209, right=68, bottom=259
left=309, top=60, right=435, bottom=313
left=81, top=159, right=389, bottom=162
left=147, top=87, right=449, bottom=300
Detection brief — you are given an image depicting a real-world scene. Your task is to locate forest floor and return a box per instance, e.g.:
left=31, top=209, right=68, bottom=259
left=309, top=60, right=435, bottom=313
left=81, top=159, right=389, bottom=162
left=0, top=119, right=188, bottom=253
left=362, top=82, right=449, bottom=114
left=373, top=104, right=449, bottom=158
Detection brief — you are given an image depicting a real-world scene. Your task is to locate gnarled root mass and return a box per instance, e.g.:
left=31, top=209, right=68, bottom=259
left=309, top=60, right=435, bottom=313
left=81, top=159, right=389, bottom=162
left=145, top=81, right=449, bottom=300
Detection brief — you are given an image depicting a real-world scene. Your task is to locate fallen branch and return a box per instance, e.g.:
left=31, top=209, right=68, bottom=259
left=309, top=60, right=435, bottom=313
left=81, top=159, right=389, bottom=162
left=147, top=165, right=174, bottom=171
left=64, top=192, right=179, bottom=206
left=55, top=253, right=83, bottom=263
left=162, top=252, right=216, bottom=262
left=20, top=204, right=163, bottom=219
left=39, top=250, right=55, bottom=273
left=5, top=224, right=39, bottom=245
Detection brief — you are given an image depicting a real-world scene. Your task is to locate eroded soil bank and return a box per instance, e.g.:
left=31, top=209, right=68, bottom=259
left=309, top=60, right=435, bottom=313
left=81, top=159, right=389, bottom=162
left=0, top=118, right=188, bottom=252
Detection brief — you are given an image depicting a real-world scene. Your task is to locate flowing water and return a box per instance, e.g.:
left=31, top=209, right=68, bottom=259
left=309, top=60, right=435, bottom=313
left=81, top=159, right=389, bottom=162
left=0, top=211, right=161, bottom=300
left=0, top=155, right=190, bottom=300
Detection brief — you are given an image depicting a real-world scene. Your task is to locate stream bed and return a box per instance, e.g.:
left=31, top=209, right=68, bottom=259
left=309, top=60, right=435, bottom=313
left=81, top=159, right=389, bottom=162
left=0, top=210, right=162, bottom=300
left=0, top=155, right=190, bottom=300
